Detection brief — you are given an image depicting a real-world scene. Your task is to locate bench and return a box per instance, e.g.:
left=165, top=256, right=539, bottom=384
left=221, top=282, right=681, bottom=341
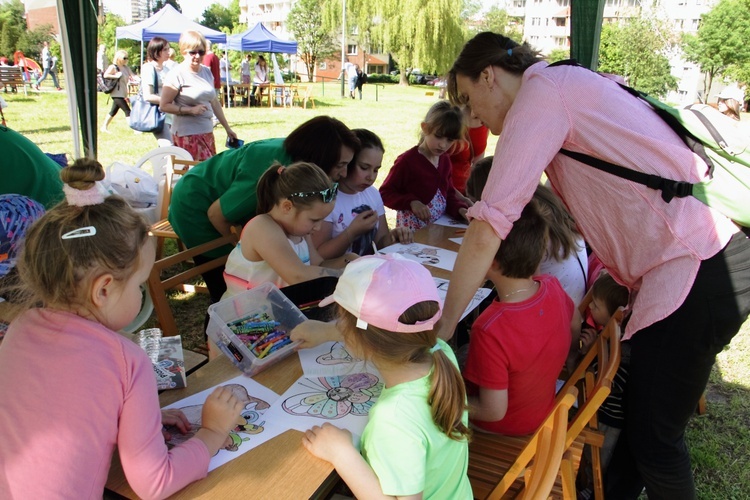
left=0, top=66, right=31, bottom=96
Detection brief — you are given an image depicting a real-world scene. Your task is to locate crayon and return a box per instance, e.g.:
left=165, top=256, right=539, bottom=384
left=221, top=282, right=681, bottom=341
left=258, top=343, right=274, bottom=359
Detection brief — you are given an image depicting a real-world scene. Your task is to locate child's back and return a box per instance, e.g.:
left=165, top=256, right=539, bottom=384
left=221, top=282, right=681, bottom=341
left=464, top=274, right=573, bottom=435
left=0, top=309, right=208, bottom=498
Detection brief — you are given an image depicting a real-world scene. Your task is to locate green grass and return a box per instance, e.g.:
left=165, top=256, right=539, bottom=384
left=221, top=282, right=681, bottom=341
left=4, top=82, right=749, bottom=499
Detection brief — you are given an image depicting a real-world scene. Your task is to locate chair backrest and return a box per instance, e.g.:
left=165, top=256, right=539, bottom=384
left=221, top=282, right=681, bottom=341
left=559, top=308, right=623, bottom=450
left=483, top=386, right=578, bottom=500
left=521, top=387, right=578, bottom=500
left=157, top=155, right=199, bottom=221
left=134, top=146, right=192, bottom=180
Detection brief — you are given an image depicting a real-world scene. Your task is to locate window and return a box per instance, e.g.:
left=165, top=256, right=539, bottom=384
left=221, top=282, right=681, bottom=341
left=691, top=18, right=700, bottom=30
left=557, top=0, right=569, bottom=5
left=347, top=44, right=357, bottom=55
left=555, top=37, right=567, bottom=47
left=556, top=17, right=566, bottom=27
left=532, top=17, right=541, bottom=26
left=513, top=0, right=526, bottom=6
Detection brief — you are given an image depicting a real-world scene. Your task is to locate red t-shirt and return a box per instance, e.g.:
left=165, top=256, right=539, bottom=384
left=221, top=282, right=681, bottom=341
left=464, top=275, right=573, bottom=435
left=202, top=53, right=221, bottom=89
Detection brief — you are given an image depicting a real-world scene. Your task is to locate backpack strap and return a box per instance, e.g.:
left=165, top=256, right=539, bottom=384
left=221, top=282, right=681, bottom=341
left=548, top=60, right=696, bottom=203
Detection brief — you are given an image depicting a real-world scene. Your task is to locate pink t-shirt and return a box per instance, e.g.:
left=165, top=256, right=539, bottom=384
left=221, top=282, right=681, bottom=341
left=468, top=62, right=737, bottom=340
left=0, top=309, right=210, bottom=499
left=464, top=275, right=572, bottom=435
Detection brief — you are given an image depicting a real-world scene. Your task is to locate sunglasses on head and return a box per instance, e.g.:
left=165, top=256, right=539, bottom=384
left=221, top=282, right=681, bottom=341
left=123, top=56, right=129, bottom=60
left=290, top=183, right=338, bottom=203
left=188, top=50, right=206, bottom=56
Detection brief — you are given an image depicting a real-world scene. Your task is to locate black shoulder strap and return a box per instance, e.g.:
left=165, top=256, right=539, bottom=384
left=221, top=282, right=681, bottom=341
left=547, top=60, right=694, bottom=203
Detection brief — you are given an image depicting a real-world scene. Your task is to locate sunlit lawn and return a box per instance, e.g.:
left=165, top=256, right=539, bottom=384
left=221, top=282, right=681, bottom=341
left=4, top=80, right=749, bottom=499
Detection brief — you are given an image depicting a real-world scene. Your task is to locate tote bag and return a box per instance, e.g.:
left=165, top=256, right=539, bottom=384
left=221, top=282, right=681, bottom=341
left=129, top=65, right=166, bottom=133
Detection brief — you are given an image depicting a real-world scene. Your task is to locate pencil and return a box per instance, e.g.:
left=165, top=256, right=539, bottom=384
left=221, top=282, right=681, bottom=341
left=455, top=229, right=466, bottom=235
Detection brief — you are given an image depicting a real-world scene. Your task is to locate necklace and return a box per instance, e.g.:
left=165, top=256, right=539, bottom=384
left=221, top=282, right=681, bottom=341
left=502, top=282, right=537, bottom=299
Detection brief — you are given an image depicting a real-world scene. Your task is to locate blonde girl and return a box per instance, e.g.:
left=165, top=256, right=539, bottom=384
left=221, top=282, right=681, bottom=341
left=380, top=100, right=469, bottom=230
left=291, top=255, right=473, bottom=499
left=0, top=159, right=243, bottom=498
left=313, top=129, right=413, bottom=259
left=222, top=161, right=355, bottom=299
left=160, top=30, right=237, bottom=160
left=101, top=49, right=134, bottom=133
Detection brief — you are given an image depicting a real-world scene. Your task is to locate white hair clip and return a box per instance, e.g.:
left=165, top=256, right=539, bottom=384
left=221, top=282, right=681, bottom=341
left=61, top=226, right=97, bottom=239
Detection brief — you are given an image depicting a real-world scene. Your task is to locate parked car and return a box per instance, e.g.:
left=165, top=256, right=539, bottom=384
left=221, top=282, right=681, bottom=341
left=410, top=69, right=437, bottom=85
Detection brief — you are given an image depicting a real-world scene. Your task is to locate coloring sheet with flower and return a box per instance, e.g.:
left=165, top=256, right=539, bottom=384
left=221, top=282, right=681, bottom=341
left=433, top=277, right=492, bottom=321
left=433, top=214, right=469, bottom=229
left=298, top=341, right=382, bottom=378
left=262, top=372, right=384, bottom=447
left=378, top=242, right=458, bottom=272
left=162, top=374, right=284, bottom=471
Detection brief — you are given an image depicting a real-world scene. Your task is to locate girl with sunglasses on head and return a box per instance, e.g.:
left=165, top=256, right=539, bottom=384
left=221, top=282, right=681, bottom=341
left=221, top=162, right=356, bottom=300
left=101, top=50, right=134, bottom=133
left=160, top=30, right=236, bottom=160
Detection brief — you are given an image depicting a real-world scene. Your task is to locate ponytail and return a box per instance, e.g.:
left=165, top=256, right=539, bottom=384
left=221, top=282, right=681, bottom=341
left=429, top=348, right=471, bottom=441
left=338, top=302, right=471, bottom=442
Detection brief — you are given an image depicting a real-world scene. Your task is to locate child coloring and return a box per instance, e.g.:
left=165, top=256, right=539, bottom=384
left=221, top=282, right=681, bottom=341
left=291, top=255, right=473, bottom=499
left=0, top=159, right=244, bottom=499
left=380, top=100, right=470, bottom=230
left=222, top=161, right=355, bottom=298
left=462, top=199, right=580, bottom=435
left=313, top=129, right=413, bottom=259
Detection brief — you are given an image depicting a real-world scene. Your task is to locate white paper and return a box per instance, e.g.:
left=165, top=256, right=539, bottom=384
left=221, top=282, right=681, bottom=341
left=433, top=214, right=469, bottom=228
left=162, top=374, right=283, bottom=472
left=448, top=237, right=464, bottom=245
left=433, top=277, right=492, bottom=321
left=262, top=373, right=383, bottom=446
left=378, top=242, right=458, bottom=272
left=298, top=341, right=381, bottom=378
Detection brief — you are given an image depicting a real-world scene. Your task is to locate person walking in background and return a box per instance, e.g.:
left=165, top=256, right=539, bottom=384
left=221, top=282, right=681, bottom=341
left=345, top=62, right=358, bottom=99
left=141, top=37, right=172, bottom=147
left=100, top=50, right=134, bottom=133
left=35, top=41, right=61, bottom=91
left=355, top=65, right=367, bottom=100
left=96, top=44, right=108, bottom=76
left=716, top=88, right=743, bottom=121
left=159, top=31, right=236, bottom=161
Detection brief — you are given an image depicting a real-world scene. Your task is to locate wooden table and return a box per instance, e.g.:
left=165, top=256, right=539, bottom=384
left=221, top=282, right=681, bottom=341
left=105, top=223, right=466, bottom=499
left=256, top=83, right=295, bottom=108
left=413, top=222, right=465, bottom=280
left=105, top=355, right=340, bottom=499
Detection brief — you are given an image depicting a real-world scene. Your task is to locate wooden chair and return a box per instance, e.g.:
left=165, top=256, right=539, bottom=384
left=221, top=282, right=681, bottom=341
left=150, top=155, right=199, bottom=259
left=147, top=232, right=238, bottom=337
left=467, top=310, right=622, bottom=500
left=302, top=85, right=316, bottom=109
left=469, top=387, right=578, bottom=500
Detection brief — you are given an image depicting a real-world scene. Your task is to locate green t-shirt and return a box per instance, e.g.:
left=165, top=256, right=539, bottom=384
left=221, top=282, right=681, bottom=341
left=168, top=138, right=291, bottom=258
left=1, top=127, right=64, bottom=208
left=360, top=339, right=473, bottom=499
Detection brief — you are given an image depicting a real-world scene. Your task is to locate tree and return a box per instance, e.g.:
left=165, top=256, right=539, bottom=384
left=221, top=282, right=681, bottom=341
left=201, top=1, right=239, bottom=32
left=98, top=13, right=142, bottom=69
left=548, top=48, right=570, bottom=63
left=477, top=6, right=523, bottom=41
left=682, top=0, right=750, bottom=99
left=598, top=17, right=678, bottom=97
left=371, top=0, right=464, bottom=85
left=0, top=0, right=24, bottom=56
left=151, top=0, right=181, bottom=14
left=287, top=0, right=339, bottom=82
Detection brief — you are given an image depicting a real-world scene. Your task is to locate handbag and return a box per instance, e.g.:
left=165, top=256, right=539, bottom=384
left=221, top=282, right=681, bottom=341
left=129, top=65, right=166, bottom=133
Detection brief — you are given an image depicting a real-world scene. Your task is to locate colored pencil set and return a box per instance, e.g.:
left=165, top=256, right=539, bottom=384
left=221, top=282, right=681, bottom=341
left=228, top=312, right=293, bottom=359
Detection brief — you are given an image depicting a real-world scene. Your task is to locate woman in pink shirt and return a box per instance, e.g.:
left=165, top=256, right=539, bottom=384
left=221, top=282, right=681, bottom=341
left=0, top=158, right=243, bottom=499
left=440, top=32, right=750, bottom=500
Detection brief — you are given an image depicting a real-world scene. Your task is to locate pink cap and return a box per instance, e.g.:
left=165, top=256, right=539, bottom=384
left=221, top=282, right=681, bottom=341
left=319, top=254, right=442, bottom=333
